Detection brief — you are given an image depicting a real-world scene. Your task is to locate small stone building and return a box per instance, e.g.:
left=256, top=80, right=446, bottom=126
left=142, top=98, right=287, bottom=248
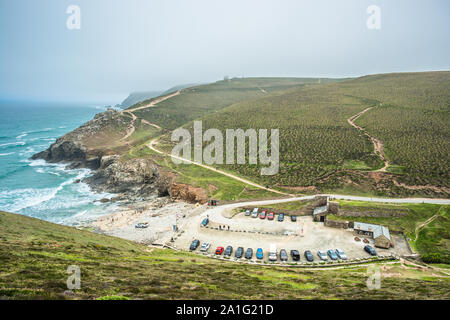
left=353, top=221, right=391, bottom=249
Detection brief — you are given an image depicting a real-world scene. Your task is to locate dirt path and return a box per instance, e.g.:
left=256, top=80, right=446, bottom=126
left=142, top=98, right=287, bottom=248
left=347, top=106, right=390, bottom=172
left=119, top=91, right=180, bottom=141
left=147, top=139, right=292, bottom=197
left=414, top=213, right=440, bottom=242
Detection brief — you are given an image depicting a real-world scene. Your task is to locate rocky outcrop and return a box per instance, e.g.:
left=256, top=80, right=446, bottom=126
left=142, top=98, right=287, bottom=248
left=84, top=158, right=159, bottom=195
left=31, top=108, right=126, bottom=169
left=168, top=183, right=208, bottom=204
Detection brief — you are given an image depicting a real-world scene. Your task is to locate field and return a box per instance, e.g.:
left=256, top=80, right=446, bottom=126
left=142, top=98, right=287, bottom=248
left=327, top=200, right=450, bottom=264
left=1, top=210, right=449, bottom=300
left=155, top=72, right=449, bottom=198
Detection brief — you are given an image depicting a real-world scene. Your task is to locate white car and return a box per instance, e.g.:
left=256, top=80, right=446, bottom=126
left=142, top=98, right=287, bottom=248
left=200, top=242, right=211, bottom=252
left=335, top=248, right=347, bottom=260
left=317, top=250, right=328, bottom=261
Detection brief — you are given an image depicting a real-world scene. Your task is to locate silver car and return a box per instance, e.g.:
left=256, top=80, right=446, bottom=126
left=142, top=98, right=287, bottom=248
left=200, top=242, right=211, bottom=252
left=317, top=250, right=328, bottom=261
left=335, top=248, right=347, bottom=260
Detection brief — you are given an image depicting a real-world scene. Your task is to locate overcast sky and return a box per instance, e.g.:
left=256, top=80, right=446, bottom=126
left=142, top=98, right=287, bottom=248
left=0, top=0, right=449, bottom=104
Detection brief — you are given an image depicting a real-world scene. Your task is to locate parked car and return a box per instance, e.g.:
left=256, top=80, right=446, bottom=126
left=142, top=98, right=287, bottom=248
left=317, top=250, right=328, bottom=261
left=304, top=250, right=314, bottom=262
left=259, top=210, right=267, bottom=219
left=290, top=215, right=297, bottom=222
left=335, top=248, right=347, bottom=260
left=245, top=248, right=253, bottom=259
left=235, top=246, right=244, bottom=258
left=224, top=246, right=233, bottom=256
left=251, top=208, right=259, bottom=218
left=256, top=248, right=264, bottom=259
left=327, top=249, right=339, bottom=260
left=267, top=212, right=275, bottom=220
left=278, top=213, right=285, bottom=222
left=200, top=242, right=211, bottom=252
left=245, top=209, right=251, bottom=216
left=215, top=246, right=224, bottom=255
left=364, top=245, right=377, bottom=256
left=189, top=239, right=200, bottom=251
left=280, top=249, right=288, bottom=261
left=135, top=222, right=148, bottom=228
left=269, top=244, right=277, bottom=261
left=290, top=250, right=300, bottom=261
left=201, top=218, right=209, bottom=227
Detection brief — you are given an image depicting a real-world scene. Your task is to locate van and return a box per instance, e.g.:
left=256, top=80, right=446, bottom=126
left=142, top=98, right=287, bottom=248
left=269, top=244, right=277, bottom=261
left=251, top=208, right=259, bottom=218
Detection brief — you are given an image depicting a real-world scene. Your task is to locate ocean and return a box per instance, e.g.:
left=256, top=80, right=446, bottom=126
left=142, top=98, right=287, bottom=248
left=0, top=100, right=118, bottom=226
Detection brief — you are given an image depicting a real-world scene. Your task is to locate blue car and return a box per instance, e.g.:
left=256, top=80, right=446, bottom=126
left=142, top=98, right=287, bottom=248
left=201, top=218, right=209, bottom=226
left=256, top=248, right=264, bottom=259
left=327, top=249, right=338, bottom=260
left=278, top=213, right=284, bottom=222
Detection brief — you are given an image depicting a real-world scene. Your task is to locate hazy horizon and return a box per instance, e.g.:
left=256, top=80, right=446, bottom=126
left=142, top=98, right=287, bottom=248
left=1, top=0, right=449, bottom=105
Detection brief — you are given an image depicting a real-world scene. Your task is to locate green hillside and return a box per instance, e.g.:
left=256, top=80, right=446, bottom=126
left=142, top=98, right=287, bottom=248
left=156, top=72, right=449, bottom=197
left=1, top=210, right=449, bottom=300
left=131, top=77, right=345, bottom=130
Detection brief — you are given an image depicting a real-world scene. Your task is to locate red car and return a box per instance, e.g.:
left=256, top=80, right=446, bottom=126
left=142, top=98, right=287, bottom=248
left=267, top=212, right=275, bottom=220
left=215, top=246, right=224, bottom=255
left=259, top=210, right=267, bottom=219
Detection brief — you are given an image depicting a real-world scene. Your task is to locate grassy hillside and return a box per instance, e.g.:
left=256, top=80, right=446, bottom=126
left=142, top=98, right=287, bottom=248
left=131, top=77, right=345, bottom=130
left=1, top=210, right=449, bottom=300
left=156, top=72, right=449, bottom=197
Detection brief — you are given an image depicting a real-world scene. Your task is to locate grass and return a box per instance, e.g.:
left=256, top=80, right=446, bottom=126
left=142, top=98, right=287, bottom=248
left=327, top=200, right=450, bottom=263
left=1, top=210, right=449, bottom=300
left=156, top=71, right=449, bottom=198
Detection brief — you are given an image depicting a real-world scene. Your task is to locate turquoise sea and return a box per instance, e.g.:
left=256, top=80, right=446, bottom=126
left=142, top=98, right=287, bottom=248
left=0, top=100, right=118, bottom=225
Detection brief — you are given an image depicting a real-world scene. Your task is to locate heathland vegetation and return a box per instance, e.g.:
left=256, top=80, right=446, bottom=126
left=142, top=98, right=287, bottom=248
left=154, top=72, right=449, bottom=197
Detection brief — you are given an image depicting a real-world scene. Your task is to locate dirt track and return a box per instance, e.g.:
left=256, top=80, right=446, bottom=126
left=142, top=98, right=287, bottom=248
left=347, top=106, right=390, bottom=171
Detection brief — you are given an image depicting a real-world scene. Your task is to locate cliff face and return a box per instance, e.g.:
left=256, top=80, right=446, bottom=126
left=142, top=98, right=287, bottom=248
left=31, top=108, right=127, bottom=169
left=31, top=108, right=208, bottom=204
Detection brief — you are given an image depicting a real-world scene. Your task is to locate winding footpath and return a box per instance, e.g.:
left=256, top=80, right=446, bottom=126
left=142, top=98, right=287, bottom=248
left=147, top=139, right=292, bottom=197
left=119, top=90, right=181, bottom=141
left=347, top=106, right=390, bottom=172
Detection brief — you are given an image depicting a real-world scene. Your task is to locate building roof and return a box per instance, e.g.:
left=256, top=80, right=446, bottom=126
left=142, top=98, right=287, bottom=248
left=354, top=222, right=390, bottom=241
left=313, top=205, right=327, bottom=215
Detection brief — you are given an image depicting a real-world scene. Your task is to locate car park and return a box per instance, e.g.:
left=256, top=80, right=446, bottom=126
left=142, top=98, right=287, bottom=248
left=215, top=246, right=224, bottom=255
left=278, top=213, right=284, bottom=222
left=256, top=248, right=264, bottom=259
left=317, top=250, right=328, bottom=261
left=245, top=209, right=251, bottom=216
left=290, top=215, right=297, bottom=222
left=290, top=250, right=300, bottom=261
left=245, top=248, right=253, bottom=259
left=364, top=245, right=377, bottom=256
left=327, top=249, right=338, bottom=260
left=280, top=249, right=288, bottom=261
left=335, top=248, right=347, bottom=260
left=267, top=212, right=274, bottom=220
left=224, top=245, right=233, bottom=256
left=259, top=210, right=267, bottom=219
left=235, top=247, right=244, bottom=258
left=201, top=218, right=209, bottom=226
left=304, top=250, right=314, bottom=262
left=189, top=239, right=200, bottom=251
left=200, top=242, right=211, bottom=252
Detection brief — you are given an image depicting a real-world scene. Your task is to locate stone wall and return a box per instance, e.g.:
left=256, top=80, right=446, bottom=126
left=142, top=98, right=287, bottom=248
left=337, top=207, right=409, bottom=217
left=324, top=219, right=349, bottom=229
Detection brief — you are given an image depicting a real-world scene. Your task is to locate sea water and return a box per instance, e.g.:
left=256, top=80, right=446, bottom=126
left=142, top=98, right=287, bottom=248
left=0, top=99, right=118, bottom=226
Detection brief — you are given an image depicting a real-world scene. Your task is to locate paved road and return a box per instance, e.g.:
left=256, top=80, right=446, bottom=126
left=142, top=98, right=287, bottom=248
left=202, top=194, right=450, bottom=225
